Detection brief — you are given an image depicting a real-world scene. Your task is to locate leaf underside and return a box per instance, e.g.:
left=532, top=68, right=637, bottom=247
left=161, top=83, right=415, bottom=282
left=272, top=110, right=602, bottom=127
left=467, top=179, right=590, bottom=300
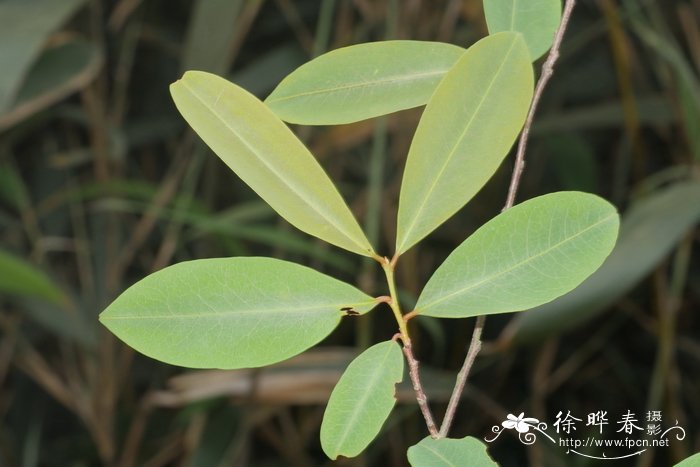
left=100, top=257, right=376, bottom=369
left=484, top=0, right=562, bottom=61
left=396, top=32, right=534, bottom=254
left=407, top=436, right=498, bottom=467
left=416, top=192, right=619, bottom=318
left=170, top=71, right=374, bottom=257
left=321, top=340, right=404, bottom=459
left=266, top=40, right=465, bottom=125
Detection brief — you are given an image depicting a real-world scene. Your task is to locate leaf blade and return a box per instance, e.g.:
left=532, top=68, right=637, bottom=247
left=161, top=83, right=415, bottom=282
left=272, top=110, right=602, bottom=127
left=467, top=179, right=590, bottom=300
left=484, top=0, right=562, bottom=61
left=321, top=340, right=403, bottom=459
left=396, top=32, right=533, bottom=254
left=415, top=192, right=619, bottom=318
left=407, top=436, right=498, bottom=467
left=170, top=71, right=374, bottom=257
left=507, top=181, right=700, bottom=343
left=100, top=257, right=376, bottom=369
left=266, top=41, right=465, bottom=125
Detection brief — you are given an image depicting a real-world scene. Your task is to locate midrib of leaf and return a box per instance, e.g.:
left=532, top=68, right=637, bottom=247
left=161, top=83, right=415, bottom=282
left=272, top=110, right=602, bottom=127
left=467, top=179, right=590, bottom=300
left=102, top=300, right=375, bottom=320
left=331, top=344, right=396, bottom=453
left=267, top=70, right=448, bottom=104
left=180, top=80, right=370, bottom=255
left=398, top=39, right=519, bottom=253
left=418, top=213, right=616, bottom=312
left=510, top=0, right=519, bottom=30
left=419, top=445, right=455, bottom=466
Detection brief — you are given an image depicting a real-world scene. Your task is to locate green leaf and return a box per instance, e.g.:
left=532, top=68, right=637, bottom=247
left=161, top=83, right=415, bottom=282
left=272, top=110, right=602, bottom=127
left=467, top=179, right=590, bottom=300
left=415, top=192, right=619, bottom=318
left=321, top=340, right=403, bottom=459
left=99, top=257, right=376, bottom=369
left=0, top=0, right=86, bottom=113
left=0, top=249, right=65, bottom=304
left=506, top=181, right=700, bottom=344
left=675, top=452, right=700, bottom=467
left=396, top=32, right=533, bottom=254
left=170, top=71, right=375, bottom=257
left=629, top=16, right=700, bottom=162
left=484, top=0, right=562, bottom=61
left=407, top=436, right=498, bottom=467
left=265, top=41, right=465, bottom=125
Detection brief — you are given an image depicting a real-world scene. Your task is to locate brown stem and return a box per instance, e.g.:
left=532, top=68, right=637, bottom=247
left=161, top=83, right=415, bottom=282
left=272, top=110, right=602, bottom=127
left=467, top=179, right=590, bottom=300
left=402, top=341, right=439, bottom=437
left=438, top=315, right=485, bottom=438
left=504, top=0, right=577, bottom=211
left=438, top=0, right=577, bottom=438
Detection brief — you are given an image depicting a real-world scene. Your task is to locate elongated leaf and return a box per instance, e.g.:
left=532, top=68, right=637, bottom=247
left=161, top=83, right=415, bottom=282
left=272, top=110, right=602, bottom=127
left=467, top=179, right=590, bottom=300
left=100, top=257, right=376, bottom=369
left=170, top=71, right=374, bottom=257
left=415, top=192, right=619, bottom=318
left=321, top=340, right=403, bottom=459
left=407, top=436, right=497, bottom=467
left=396, top=33, right=533, bottom=254
left=181, top=0, right=244, bottom=73
left=0, top=249, right=65, bottom=304
left=629, top=17, right=700, bottom=161
left=485, top=0, right=562, bottom=61
left=506, top=181, right=700, bottom=344
left=265, top=41, right=465, bottom=125
left=0, top=0, right=86, bottom=112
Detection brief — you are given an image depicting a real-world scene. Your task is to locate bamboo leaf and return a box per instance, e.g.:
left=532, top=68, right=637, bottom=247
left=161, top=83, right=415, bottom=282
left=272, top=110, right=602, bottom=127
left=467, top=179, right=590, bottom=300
left=266, top=41, right=465, bottom=125
left=396, top=32, right=533, bottom=254
left=0, top=39, right=102, bottom=130
left=100, top=257, right=377, bottom=369
left=484, top=0, right=562, bottom=61
left=407, top=436, right=498, bottom=467
left=0, top=0, right=86, bottom=112
left=415, top=192, right=619, bottom=318
left=321, top=340, right=403, bottom=459
left=0, top=249, right=65, bottom=304
left=170, top=71, right=375, bottom=257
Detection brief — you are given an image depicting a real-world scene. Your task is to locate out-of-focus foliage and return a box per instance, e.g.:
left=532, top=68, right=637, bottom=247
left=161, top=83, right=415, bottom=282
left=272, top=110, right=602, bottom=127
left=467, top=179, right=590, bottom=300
left=1, top=1, right=699, bottom=466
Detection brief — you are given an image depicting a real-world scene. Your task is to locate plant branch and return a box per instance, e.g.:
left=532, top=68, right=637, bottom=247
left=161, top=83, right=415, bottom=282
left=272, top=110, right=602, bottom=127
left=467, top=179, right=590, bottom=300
left=438, top=0, right=577, bottom=438
left=504, top=0, right=577, bottom=210
left=438, top=315, right=485, bottom=438
left=380, top=258, right=439, bottom=437
left=403, top=341, right=440, bottom=437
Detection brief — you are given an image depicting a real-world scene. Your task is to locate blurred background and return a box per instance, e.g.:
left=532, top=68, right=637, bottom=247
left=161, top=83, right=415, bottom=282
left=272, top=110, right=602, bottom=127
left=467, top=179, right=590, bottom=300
left=1, top=0, right=699, bottom=465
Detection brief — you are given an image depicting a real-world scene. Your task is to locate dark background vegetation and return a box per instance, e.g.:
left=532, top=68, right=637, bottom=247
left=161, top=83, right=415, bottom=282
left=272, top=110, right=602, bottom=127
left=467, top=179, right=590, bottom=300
left=1, top=0, right=699, bottom=465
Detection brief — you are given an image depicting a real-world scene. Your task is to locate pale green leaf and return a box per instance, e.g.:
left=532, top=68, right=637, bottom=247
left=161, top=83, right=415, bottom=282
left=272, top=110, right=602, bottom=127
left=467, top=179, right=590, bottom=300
left=407, top=436, right=498, bottom=467
left=266, top=41, right=465, bottom=125
left=507, top=181, right=700, bottom=344
left=0, top=249, right=65, bottom=304
left=415, top=192, right=619, bottom=318
left=396, top=32, right=533, bottom=254
left=321, top=340, right=403, bottom=459
left=99, top=257, right=376, bottom=369
left=484, top=0, right=562, bottom=61
left=170, top=71, right=374, bottom=257
left=675, top=452, right=700, bottom=467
